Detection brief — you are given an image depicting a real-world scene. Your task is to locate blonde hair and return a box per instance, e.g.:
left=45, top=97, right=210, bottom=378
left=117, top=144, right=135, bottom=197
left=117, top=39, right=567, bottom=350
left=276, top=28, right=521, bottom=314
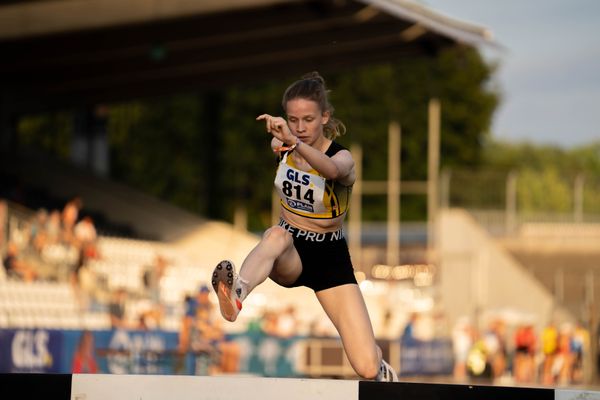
left=281, top=71, right=346, bottom=140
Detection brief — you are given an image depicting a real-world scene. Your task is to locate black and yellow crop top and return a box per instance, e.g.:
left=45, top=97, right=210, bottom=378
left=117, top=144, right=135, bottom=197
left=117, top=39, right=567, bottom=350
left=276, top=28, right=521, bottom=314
left=274, top=141, right=352, bottom=219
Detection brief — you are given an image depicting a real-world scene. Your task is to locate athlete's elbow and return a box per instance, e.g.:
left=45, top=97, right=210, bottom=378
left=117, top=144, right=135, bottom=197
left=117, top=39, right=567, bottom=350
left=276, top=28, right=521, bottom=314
left=325, top=168, right=343, bottom=181
left=332, top=161, right=354, bottom=181
left=327, top=166, right=353, bottom=182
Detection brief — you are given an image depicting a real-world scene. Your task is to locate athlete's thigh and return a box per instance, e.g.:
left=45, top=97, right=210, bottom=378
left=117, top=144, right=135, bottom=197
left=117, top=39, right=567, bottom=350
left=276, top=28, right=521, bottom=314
left=267, top=227, right=303, bottom=286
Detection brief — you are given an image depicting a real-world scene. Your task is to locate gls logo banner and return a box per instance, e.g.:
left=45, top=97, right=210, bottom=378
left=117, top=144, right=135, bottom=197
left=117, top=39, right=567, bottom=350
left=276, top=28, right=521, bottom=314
left=2, top=329, right=61, bottom=372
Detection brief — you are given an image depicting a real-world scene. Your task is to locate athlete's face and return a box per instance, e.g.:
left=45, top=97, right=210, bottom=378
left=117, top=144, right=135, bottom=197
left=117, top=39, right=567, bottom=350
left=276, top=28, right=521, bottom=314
left=285, top=98, right=330, bottom=145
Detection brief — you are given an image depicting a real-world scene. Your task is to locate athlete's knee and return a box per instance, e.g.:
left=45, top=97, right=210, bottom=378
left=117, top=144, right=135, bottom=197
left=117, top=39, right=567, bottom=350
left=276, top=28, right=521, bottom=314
left=353, top=353, right=380, bottom=379
left=263, top=225, right=293, bottom=248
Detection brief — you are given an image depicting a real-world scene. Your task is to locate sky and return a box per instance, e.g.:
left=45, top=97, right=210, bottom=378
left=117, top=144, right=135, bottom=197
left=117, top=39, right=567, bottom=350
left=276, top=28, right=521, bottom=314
left=423, top=0, right=600, bottom=148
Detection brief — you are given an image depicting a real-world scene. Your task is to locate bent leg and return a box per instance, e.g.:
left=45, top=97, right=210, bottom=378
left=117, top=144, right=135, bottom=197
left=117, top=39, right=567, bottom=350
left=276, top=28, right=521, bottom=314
left=240, top=225, right=302, bottom=293
left=213, top=226, right=302, bottom=322
left=316, top=284, right=381, bottom=379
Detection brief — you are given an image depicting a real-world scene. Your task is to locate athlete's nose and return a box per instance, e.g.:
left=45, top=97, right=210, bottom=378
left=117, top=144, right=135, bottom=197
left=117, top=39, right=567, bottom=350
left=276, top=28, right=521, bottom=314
left=297, top=120, right=306, bottom=133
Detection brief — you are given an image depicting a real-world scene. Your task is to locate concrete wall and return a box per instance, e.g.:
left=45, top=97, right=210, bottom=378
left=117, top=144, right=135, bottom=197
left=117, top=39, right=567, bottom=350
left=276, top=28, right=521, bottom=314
left=437, top=209, right=570, bottom=332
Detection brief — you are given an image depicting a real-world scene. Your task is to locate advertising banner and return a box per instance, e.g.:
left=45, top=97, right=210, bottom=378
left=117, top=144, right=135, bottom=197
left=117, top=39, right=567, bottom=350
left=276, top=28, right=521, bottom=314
left=0, top=329, right=303, bottom=376
left=0, top=329, right=64, bottom=373
left=399, top=339, right=454, bottom=376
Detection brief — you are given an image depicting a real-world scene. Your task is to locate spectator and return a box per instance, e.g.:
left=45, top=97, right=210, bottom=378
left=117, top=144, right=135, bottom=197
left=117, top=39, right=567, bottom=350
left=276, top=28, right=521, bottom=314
left=554, top=324, right=574, bottom=385
left=179, top=285, right=214, bottom=353
left=29, top=208, right=49, bottom=253
left=541, top=321, right=559, bottom=384
left=484, top=319, right=507, bottom=380
left=178, top=294, right=196, bottom=354
left=70, top=222, right=100, bottom=311
left=513, top=323, right=537, bottom=383
left=193, top=300, right=234, bottom=374
left=74, top=216, right=99, bottom=255
left=62, top=196, right=83, bottom=244
left=142, top=254, right=168, bottom=326
left=178, top=285, right=240, bottom=374
left=570, top=321, right=589, bottom=384
left=467, top=334, right=493, bottom=381
left=72, top=330, right=98, bottom=373
left=401, top=312, right=420, bottom=345
left=261, top=310, right=280, bottom=337
left=71, top=246, right=89, bottom=310
left=452, top=317, right=475, bottom=381
left=276, top=305, right=298, bottom=338
left=136, top=312, right=151, bottom=331
left=108, top=288, right=128, bottom=329
left=45, top=209, right=62, bottom=245
left=3, top=241, right=38, bottom=282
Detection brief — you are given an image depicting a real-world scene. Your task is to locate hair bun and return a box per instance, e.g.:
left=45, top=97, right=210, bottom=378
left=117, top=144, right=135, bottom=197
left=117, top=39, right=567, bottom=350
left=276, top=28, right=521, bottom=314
left=301, top=71, right=325, bottom=86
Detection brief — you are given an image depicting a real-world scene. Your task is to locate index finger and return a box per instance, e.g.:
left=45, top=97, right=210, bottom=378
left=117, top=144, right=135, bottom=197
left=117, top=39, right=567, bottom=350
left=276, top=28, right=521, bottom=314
left=256, top=114, right=271, bottom=121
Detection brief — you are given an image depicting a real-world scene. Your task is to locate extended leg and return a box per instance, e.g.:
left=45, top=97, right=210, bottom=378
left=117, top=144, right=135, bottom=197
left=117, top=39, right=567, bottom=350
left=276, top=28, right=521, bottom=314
left=316, top=284, right=398, bottom=381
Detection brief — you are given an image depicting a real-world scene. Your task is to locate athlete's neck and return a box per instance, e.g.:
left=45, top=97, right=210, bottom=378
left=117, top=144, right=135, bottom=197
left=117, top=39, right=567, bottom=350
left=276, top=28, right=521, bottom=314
left=312, top=135, right=331, bottom=152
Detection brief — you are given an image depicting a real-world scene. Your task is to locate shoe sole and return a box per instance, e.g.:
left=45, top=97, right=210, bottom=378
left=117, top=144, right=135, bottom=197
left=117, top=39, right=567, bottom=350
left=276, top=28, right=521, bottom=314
left=211, top=260, right=238, bottom=322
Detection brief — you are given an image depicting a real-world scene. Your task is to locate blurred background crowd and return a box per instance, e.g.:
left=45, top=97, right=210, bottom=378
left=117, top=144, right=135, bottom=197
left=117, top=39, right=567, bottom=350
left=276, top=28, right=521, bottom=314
left=1, top=195, right=599, bottom=386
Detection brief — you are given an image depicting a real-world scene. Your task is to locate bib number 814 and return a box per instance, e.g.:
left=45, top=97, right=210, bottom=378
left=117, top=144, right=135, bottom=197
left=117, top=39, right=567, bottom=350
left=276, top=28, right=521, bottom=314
left=282, top=180, right=315, bottom=204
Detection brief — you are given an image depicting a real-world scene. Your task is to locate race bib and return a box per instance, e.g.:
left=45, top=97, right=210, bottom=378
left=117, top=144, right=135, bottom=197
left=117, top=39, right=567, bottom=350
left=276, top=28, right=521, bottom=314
left=274, top=153, right=327, bottom=216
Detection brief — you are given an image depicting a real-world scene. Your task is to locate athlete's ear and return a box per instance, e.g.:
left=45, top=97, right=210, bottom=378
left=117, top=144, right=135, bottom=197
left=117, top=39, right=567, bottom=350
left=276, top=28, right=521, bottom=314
left=321, top=111, right=330, bottom=125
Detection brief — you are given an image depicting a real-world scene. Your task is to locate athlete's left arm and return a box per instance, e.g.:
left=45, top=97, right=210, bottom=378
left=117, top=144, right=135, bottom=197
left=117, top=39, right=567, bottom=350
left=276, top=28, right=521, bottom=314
left=256, top=113, right=355, bottom=186
left=296, top=144, right=356, bottom=187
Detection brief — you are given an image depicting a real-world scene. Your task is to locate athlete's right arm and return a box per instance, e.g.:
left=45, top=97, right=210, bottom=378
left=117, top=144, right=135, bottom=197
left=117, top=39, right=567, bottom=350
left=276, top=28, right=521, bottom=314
left=271, top=137, right=284, bottom=152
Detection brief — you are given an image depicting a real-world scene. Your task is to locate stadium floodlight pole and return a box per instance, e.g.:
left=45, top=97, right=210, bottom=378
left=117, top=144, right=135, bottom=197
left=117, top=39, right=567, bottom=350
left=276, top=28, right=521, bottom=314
left=440, top=169, right=451, bottom=210
left=586, top=269, right=595, bottom=310
left=427, top=98, right=440, bottom=262
left=586, top=269, right=597, bottom=382
left=505, top=171, right=517, bottom=236
left=387, top=121, right=401, bottom=267
left=574, top=173, right=584, bottom=223
left=555, top=267, right=564, bottom=305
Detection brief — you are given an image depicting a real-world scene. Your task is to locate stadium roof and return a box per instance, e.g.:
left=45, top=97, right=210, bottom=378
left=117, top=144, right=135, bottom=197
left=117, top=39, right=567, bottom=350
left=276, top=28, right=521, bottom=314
left=0, top=0, right=496, bottom=113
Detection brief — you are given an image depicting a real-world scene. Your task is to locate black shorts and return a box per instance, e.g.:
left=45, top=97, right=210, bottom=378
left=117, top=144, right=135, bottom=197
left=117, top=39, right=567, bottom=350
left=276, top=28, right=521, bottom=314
left=277, top=219, right=357, bottom=292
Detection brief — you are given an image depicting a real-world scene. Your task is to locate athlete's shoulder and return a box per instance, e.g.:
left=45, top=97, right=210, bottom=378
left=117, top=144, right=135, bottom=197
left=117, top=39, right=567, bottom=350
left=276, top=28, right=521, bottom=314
left=325, top=141, right=348, bottom=157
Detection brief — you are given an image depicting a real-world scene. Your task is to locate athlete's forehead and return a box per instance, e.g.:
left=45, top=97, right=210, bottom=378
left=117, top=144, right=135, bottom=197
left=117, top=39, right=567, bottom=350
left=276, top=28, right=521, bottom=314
left=285, top=97, right=322, bottom=117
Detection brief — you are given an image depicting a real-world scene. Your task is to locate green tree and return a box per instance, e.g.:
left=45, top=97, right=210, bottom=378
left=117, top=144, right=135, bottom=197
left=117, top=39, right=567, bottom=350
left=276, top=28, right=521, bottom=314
left=15, top=46, right=500, bottom=231
left=219, top=80, right=287, bottom=228
left=17, top=111, right=73, bottom=160
left=107, top=95, right=207, bottom=214
left=332, top=47, right=499, bottom=221
left=517, top=167, right=572, bottom=214
left=482, top=140, right=600, bottom=215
